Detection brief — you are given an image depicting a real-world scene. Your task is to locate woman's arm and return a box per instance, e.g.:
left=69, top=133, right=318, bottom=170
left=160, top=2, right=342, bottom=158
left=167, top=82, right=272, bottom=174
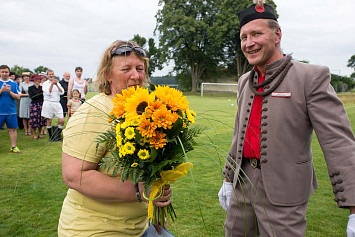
left=62, top=152, right=172, bottom=205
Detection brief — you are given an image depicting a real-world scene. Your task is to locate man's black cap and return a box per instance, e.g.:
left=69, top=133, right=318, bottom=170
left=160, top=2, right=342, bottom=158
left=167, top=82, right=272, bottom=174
left=238, top=3, right=277, bottom=29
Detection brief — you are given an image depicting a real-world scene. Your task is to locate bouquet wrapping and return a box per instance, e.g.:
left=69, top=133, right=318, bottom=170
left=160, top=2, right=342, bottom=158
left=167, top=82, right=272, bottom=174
left=97, top=85, right=200, bottom=225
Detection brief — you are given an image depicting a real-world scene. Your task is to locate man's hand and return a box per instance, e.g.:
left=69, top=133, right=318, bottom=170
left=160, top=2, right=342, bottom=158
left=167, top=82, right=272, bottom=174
left=52, top=79, right=58, bottom=85
left=0, top=84, right=6, bottom=92
left=347, top=214, right=355, bottom=237
left=218, top=180, right=233, bottom=212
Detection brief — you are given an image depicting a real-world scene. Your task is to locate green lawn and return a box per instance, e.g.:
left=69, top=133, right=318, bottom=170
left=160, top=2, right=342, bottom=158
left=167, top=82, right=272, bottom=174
left=0, top=92, right=354, bottom=236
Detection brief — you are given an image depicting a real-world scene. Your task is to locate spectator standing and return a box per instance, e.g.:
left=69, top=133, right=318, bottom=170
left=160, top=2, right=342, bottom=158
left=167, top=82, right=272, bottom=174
left=39, top=73, right=47, bottom=135
left=14, top=75, right=24, bottom=130
left=67, top=89, right=82, bottom=120
left=28, top=74, right=46, bottom=139
left=0, top=65, right=22, bottom=153
left=19, top=72, right=33, bottom=135
left=9, top=72, right=16, bottom=80
left=59, top=72, right=70, bottom=117
left=41, top=69, right=65, bottom=141
left=67, top=66, right=88, bottom=103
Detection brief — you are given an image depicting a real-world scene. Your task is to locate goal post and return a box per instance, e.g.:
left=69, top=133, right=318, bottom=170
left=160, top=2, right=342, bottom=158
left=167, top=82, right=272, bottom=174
left=200, top=83, right=238, bottom=97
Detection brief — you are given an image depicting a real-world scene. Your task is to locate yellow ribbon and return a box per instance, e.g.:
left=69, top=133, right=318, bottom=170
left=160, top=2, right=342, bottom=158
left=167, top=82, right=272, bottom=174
left=147, top=162, right=193, bottom=221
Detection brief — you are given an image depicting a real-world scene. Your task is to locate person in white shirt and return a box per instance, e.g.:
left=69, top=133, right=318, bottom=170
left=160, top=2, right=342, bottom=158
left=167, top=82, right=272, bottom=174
left=67, top=66, right=88, bottom=102
left=41, top=69, right=65, bottom=141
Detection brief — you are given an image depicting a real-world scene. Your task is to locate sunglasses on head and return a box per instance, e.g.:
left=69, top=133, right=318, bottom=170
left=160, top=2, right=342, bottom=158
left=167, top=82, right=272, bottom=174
left=111, top=46, right=147, bottom=58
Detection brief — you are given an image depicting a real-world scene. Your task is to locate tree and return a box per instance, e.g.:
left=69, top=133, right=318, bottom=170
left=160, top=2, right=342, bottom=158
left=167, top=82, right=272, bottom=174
left=131, top=34, right=163, bottom=77
left=331, top=74, right=354, bottom=92
left=347, top=54, right=355, bottom=79
left=34, top=66, right=49, bottom=74
left=10, top=65, right=33, bottom=76
left=155, top=0, right=225, bottom=92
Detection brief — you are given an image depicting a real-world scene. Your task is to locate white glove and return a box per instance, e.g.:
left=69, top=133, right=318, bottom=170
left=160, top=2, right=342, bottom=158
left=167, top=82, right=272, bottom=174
left=347, top=214, right=355, bottom=237
left=218, top=180, right=233, bottom=212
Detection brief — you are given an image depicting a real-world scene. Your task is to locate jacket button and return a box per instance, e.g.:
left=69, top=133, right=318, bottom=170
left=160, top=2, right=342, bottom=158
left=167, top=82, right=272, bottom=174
left=262, top=108, right=268, bottom=112
left=337, top=179, right=343, bottom=184
left=243, top=124, right=247, bottom=127
left=261, top=130, right=268, bottom=134
left=340, top=198, right=347, bottom=202
left=261, top=137, right=267, bottom=141
left=263, top=100, right=268, bottom=104
left=247, top=109, right=250, bottom=112
left=261, top=115, right=268, bottom=119
left=261, top=159, right=268, bottom=163
left=334, top=171, right=340, bottom=175
left=261, top=144, right=267, bottom=148
left=262, top=122, right=268, bottom=126
left=261, top=152, right=267, bottom=155
left=238, top=150, right=242, bottom=153
left=238, top=157, right=242, bottom=160
left=242, top=130, right=245, bottom=134
left=241, top=137, right=244, bottom=140
left=250, top=95, right=254, bottom=99
left=239, top=143, right=243, bottom=146
left=338, top=187, right=345, bottom=192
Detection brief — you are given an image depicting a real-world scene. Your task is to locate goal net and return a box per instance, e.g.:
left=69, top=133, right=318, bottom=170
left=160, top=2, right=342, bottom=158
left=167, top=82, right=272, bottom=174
left=200, top=83, right=238, bottom=96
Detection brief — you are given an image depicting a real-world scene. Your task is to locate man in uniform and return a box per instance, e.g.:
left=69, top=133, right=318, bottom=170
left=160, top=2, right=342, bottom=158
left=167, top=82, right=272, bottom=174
left=218, top=1, right=355, bottom=236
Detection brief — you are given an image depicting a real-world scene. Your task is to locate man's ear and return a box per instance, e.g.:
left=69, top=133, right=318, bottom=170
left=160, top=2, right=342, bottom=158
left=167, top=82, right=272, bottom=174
left=275, top=28, right=282, bottom=44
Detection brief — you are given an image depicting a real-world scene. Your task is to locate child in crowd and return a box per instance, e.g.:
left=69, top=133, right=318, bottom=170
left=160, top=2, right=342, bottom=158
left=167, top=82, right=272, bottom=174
left=67, top=89, right=82, bottom=120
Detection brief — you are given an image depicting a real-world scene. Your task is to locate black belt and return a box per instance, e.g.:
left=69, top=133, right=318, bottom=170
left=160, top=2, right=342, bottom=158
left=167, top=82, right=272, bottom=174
left=243, top=157, right=261, bottom=169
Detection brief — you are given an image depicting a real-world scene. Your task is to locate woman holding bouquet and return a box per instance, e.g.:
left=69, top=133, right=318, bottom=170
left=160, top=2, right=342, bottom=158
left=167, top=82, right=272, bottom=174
left=58, top=40, right=172, bottom=237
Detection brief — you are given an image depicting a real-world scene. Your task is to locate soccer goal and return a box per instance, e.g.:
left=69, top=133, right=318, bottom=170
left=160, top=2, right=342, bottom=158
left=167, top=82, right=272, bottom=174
left=200, top=83, right=238, bottom=97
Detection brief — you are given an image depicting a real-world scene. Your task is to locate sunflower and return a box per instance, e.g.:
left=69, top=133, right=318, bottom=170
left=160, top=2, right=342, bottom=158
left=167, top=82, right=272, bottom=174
left=123, top=142, right=135, bottom=155
left=152, top=107, right=179, bottom=129
left=124, top=127, right=135, bottom=140
left=190, top=109, right=197, bottom=117
left=118, top=145, right=126, bottom=157
left=138, top=149, right=150, bottom=160
left=124, top=87, right=155, bottom=122
left=115, top=123, right=122, bottom=134
left=112, top=101, right=125, bottom=119
left=153, top=86, right=189, bottom=112
left=116, top=134, right=123, bottom=146
left=150, top=131, right=167, bottom=149
left=131, top=162, right=138, bottom=168
left=137, top=116, right=157, bottom=138
left=186, top=109, right=195, bottom=124
left=145, top=99, right=164, bottom=115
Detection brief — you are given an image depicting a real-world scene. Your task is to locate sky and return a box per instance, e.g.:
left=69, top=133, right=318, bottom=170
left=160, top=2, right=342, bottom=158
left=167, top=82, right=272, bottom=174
left=1, top=0, right=354, bottom=79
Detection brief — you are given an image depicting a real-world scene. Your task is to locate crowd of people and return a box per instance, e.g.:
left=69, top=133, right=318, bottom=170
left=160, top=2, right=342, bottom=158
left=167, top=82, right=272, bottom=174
left=0, top=65, right=88, bottom=153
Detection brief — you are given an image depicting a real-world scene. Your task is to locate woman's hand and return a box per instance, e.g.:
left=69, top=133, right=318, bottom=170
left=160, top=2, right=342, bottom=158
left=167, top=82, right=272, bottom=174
left=152, top=184, right=172, bottom=207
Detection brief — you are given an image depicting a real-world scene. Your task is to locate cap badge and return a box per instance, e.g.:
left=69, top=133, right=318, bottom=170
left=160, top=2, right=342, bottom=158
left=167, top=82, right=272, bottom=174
left=255, top=4, right=265, bottom=13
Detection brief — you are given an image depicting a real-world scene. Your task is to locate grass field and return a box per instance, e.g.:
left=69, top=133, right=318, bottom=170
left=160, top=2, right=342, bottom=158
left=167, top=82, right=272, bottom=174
left=1, top=91, right=355, bottom=236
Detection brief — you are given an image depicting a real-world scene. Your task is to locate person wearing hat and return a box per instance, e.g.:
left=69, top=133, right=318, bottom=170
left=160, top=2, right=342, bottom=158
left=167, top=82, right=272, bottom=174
left=218, top=0, right=355, bottom=236
left=28, top=74, right=46, bottom=139
left=19, top=72, right=34, bottom=135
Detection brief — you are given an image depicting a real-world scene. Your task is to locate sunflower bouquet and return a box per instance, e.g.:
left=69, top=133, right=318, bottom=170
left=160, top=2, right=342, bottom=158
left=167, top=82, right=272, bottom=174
left=97, top=85, right=200, bottom=226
